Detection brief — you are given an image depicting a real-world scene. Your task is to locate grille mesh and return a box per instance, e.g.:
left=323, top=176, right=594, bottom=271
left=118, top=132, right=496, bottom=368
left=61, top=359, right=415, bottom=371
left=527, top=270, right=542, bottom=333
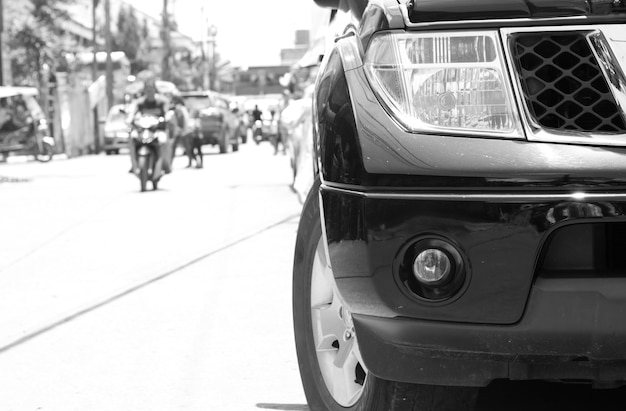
left=510, top=32, right=626, bottom=134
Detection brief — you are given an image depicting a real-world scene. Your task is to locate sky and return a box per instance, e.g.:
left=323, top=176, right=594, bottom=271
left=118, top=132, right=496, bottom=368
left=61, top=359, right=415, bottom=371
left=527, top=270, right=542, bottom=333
left=126, top=0, right=324, bottom=68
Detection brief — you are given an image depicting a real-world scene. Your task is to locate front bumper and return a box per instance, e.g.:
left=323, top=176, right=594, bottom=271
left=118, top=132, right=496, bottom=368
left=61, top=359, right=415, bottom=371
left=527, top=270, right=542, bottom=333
left=104, top=134, right=129, bottom=150
left=354, top=276, right=626, bottom=386
left=321, top=185, right=626, bottom=385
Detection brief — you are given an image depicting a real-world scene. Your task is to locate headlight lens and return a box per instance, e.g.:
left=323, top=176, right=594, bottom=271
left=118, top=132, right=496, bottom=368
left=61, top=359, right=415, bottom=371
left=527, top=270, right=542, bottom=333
left=364, top=31, right=523, bottom=138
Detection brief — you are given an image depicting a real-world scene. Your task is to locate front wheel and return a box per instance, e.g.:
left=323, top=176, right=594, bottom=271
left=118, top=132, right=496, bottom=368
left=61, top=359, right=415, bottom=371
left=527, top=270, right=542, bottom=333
left=138, top=155, right=149, bottom=192
left=293, top=179, right=479, bottom=411
left=34, top=141, right=54, bottom=163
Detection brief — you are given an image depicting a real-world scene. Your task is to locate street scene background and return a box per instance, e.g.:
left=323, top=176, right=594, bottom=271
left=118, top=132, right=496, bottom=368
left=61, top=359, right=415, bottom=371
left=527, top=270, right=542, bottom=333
left=1, top=0, right=626, bottom=410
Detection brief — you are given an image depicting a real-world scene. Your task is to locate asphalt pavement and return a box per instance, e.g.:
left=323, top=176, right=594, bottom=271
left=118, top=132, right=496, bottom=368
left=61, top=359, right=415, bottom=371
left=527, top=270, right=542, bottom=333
left=0, top=143, right=308, bottom=410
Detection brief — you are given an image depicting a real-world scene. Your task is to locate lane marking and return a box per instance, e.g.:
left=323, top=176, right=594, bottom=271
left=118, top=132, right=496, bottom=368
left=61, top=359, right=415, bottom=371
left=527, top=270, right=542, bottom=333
left=0, top=213, right=300, bottom=354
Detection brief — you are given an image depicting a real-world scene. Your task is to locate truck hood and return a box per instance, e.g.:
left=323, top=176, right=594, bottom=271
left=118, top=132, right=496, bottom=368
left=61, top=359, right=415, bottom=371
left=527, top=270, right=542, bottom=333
left=408, top=0, right=626, bottom=23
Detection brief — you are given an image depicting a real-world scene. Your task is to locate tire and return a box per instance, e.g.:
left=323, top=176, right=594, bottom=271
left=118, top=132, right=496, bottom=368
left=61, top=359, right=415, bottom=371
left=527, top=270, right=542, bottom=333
left=138, top=155, right=149, bottom=192
left=218, top=128, right=229, bottom=154
left=105, top=150, right=113, bottom=155
left=35, top=142, right=54, bottom=163
left=293, top=178, right=479, bottom=411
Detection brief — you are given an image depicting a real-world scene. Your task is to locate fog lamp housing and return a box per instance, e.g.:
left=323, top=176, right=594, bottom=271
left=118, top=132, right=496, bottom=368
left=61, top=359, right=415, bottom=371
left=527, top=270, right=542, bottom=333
left=413, top=248, right=452, bottom=284
left=398, top=237, right=467, bottom=302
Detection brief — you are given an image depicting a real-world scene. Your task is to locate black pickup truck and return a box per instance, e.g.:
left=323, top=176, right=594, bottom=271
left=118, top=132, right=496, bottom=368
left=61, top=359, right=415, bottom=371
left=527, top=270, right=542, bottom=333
left=293, top=1, right=626, bottom=410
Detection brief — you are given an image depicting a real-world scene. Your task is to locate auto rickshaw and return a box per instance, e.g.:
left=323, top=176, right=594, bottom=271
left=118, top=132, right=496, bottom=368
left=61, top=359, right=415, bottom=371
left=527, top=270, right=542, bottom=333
left=0, top=87, right=55, bottom=162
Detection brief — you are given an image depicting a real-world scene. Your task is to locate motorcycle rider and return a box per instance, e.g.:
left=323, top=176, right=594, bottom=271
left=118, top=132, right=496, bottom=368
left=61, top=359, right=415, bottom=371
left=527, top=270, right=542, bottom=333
left=127, top=79, right=171, bottom=174
left=251, top=105, right=263, bottom=122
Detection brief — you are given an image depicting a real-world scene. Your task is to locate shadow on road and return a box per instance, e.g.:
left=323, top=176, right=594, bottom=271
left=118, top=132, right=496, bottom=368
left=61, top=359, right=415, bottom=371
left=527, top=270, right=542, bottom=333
left=0, top=175, right=31, bottom=183
left=477, top=381, right=626, bottom=411
left=256, top=404, right=309, bottom=410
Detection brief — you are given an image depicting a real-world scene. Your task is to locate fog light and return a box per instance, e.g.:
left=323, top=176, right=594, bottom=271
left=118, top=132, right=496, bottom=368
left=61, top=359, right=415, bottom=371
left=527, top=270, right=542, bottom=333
left=413, top=249, right=451, bottom=284
left=397, top=237, right=468, bottom=302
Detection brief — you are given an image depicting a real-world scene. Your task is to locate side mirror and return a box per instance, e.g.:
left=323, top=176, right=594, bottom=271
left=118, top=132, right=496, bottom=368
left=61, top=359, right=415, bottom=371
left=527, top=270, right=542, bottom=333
left=314, top=0, right=340, bottom=8
left=315, top=0, right=366, bottom=18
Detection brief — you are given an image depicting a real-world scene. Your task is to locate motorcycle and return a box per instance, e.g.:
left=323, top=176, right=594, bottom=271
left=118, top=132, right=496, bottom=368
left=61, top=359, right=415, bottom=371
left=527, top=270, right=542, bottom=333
left=0, top=87, right=54, bottom=162
left=252, top=119, right=264, bottom=144
left=130, top=114, right=167, bottom=192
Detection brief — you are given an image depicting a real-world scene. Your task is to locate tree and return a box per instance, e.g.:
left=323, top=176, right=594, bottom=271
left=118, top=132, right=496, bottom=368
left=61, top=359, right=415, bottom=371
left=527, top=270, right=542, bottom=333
left=8, top=0, right=74, bottom=87
left=114, top=5, right=147, bottom=74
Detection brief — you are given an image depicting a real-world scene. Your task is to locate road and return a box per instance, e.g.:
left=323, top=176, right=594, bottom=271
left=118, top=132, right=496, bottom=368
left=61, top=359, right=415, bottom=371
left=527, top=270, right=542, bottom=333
left=0, top=143, right=308, bottom=410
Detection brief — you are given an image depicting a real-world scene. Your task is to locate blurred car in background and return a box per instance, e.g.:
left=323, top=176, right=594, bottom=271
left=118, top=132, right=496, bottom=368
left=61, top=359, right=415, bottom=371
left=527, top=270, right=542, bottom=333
left=181, top=91, right=240, bottom=153
left=103, top=104, right=129, bottom=155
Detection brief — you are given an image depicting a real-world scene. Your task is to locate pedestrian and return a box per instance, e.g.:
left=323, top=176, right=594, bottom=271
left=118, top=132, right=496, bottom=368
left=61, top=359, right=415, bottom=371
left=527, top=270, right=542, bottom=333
left=171, top=96, right=202, bottom=169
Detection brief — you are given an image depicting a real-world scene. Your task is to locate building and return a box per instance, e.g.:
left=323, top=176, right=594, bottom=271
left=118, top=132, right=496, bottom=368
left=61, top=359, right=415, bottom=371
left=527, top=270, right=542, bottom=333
left=280, top=29, right=311, bottom=66
left=234, top=65, right=291, bottom=96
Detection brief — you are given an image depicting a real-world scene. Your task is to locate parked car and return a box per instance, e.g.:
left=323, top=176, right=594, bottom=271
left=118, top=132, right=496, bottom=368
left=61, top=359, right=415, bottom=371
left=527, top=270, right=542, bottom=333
left=103, top=104, right=129, bottom=155
left=293, top=1, right=626, bottom=410
left=181, top=91, right=240, bottom=153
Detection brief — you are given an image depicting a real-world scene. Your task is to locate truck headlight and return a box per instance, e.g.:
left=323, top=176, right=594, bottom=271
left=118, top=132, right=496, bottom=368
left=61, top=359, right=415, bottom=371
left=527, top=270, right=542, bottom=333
left=364, top=31, right=524, bottom=139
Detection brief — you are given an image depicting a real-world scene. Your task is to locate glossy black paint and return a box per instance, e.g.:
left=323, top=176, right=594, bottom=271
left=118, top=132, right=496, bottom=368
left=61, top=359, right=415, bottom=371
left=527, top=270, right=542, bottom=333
left=319, top=57, right=626, bottom=190
left=358, top=5, right=389, bottom=50
left=315, top=50, right=366, bottom=185
left=354, top=283, right=626, bottom=385
left=309, top=0, right=626, bottom=387
left=322, top=187, right=626, bottom=323
left=408, top=0, right=626, bottom=23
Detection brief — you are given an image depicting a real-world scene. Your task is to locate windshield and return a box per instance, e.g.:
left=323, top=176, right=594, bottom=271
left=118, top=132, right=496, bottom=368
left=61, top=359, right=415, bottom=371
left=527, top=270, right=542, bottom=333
left=106, top=108, right=126, bottom=124
left=182, top=96, right=214, bottom=112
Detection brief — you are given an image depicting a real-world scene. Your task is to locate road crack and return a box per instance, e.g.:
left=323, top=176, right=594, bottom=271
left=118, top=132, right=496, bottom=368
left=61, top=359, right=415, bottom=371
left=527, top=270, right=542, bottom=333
left=0, top=213, right=301, bottom=354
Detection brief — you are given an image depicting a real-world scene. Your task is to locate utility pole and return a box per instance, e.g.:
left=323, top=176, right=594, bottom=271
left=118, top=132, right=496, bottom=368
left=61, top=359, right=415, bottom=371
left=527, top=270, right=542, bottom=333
left=104, top=0, right=113, bottom=110
left=0, top=0, right=4, bottom=85
left=92, top=0, right=100, bottom=154
left=200, top=7, right=208, bottom=90
left=207, top=25, right=217, bottom=91
left=161, top=0, right=171, bottom=81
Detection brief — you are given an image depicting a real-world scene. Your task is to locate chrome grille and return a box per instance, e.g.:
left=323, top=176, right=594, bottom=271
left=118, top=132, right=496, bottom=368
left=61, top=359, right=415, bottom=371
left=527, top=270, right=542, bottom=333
left=510, top=32, right=626, bottom=134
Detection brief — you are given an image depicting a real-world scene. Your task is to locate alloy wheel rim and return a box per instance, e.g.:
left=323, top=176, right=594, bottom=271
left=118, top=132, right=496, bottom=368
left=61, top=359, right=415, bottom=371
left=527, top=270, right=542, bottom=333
left=310, top=238, right=367, bottom=407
